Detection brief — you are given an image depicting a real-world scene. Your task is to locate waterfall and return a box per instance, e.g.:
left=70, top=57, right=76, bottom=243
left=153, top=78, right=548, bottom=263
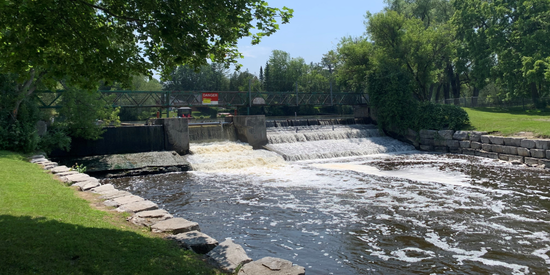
left=188, top=124, right=237, bottom=143
left=265, top=124, right=416, bottom=161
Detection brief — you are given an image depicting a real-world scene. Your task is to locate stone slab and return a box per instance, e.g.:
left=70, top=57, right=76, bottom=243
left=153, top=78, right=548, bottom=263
left=489, top=136, right=504, bottom=145
left=521, top=139, right=536, bottom=149
left=116, top=200, right=158, bottom=213
left=503, top=137, right=522, bottom=147
left=73, top=179, right=101, bottom=191
left=434, top=146, right=449, bottom=153
left=104, top=195, right=144, bottom=207
left=508, top=155, right=524, bottom=163
left=491, top=145, right=504, bottom=154
left=459, top=141, right=471, bottom=148
left=446, top=140, right=459, bottom=148
left=55, top=171, right=79, bottom=177
left=100, top=190, right=133, bottom=200
left=438, top=130, right=454, bottom=140
left=168, top=230, right=218, bottom=254
left=128, top=209, right=173, bottom=227
left=239, top=257, right=306, bottom=275
left=535, top=140, right=549, bottom=150
left=469, top=132, right=486, bottom=142
left=30, top=158, right=48, bottom=164
left=420, top=138, right=435, bottom=146
left=419, top=145, right=433, bottom=151
left=471, top=142, right=482, bottom=150
left=503, top=146, right=518, bottom=155
left=524, top=157, right=542, bottom=166
left=419, top=129, right=437, bottom=139
left=453, top=131, right=469, bottom=140
left=151, top=217, right=199, bottom=234
left=60, top=173, right=93, bottom=184
left=449, top=147, right=462, bottom=154
left=207, top=239, right=252, bottom=273
left=547, top=150, right=550, bottom=159
left=531, top=149, right=546, bottom=159
left=462, top=148, right=477, bottom=156
left=50, top=166, right=71, bottom=174
left=481, top=143, right=492, bottom=152
left=481, top=135, right=491, bottom=144
left=90, top=184, right=116, bottom=194
left=518, top=147, right=531, bottom=157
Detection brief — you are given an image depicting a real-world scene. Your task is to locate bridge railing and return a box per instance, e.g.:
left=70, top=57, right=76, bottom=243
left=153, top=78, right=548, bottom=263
left=34, top=90, right=369, bottom=108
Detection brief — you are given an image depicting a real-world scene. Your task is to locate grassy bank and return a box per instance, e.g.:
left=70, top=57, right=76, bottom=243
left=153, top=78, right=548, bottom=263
left=464, top=107, right=550, bottom=138
left=0, top=151, right=218, bottom=274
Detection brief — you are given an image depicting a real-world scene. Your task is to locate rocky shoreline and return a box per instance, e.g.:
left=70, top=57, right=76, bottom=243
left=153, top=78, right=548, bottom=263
left=30, top=154, right=306, bottom=275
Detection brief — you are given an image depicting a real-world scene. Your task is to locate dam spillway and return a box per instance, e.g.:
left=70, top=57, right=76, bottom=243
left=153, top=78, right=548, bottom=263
left=103, top=122, right=550, bottom=274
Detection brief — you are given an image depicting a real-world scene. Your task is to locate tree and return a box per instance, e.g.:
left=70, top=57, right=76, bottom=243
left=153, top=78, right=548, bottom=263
left=453, top=0, right=550, bottom=108
left=163, top=64, right=229, bottom=91
left=0, top=0, right=293, bottom=120
left=334, top=37, right=373, bottom=93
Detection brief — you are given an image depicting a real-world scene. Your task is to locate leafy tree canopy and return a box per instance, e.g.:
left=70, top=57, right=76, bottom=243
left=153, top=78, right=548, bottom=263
left=0, top=0, right=293, bottom=118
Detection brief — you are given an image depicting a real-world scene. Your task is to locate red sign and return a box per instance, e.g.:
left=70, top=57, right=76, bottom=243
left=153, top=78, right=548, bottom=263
left=202, top=93, right=219, bottom=105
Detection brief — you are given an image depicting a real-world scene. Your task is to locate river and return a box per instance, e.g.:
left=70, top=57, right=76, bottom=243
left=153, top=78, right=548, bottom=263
left=103, top=124, right=550, bottom=274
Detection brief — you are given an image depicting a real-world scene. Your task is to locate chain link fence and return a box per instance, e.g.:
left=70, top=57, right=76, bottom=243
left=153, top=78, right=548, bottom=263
left=434, top=97, right=550, bottom=108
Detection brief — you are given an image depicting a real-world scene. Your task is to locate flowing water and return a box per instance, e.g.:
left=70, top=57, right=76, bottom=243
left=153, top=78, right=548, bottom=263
left=103, top=124, right=550, bottom=274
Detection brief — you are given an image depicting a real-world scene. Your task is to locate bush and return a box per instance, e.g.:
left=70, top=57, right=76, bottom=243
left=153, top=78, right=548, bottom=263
left=413, top=102, right=470, bottom=131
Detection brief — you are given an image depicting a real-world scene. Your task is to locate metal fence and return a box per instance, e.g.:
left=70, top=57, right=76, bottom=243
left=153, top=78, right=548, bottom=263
left=434, top=97, right=550, bottom=108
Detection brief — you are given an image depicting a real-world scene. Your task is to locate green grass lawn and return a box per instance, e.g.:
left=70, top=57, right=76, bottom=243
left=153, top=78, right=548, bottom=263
left=0, top=151, right=219, bottom=275
left=464, top=107, right=550, bottom=138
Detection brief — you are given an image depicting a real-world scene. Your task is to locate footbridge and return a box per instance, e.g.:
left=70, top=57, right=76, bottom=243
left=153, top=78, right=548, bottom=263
left=35, top=90, right=369, bottom=110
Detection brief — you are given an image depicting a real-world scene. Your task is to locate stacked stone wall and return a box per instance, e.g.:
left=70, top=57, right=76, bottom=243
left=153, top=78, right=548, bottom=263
left=403, top=129, right=550, bottom=168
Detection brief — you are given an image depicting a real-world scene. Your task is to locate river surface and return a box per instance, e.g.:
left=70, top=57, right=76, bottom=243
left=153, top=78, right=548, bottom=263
left=103, top=125, right=550, bottom=274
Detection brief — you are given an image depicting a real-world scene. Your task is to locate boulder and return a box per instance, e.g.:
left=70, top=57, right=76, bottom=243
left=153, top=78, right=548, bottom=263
left=168, top=231, right=218, bottom=254
left=446, top=140, right=460, bottom=148
left=151, top=217, right=199, bottom=234
left=60, top=173, right=93, bottom=184
left=524, top=157, right=542, bottom=166
left=434, top=146, right=449, bottom=153
left=55, top=171, right=79, bottom=177
left=420, top=138, right=435, bottom=146
left=481, top=143, right=492, bottom=152
left=116, top=200, right=158, bottom=213
left=239, top=257, right=306, bottom=275
left=462, top=148, right=477, bottom=156
left=453, top=131, right=469, bottom=140
left=469, top=131, right=486, bottom=142
left=73, top=179, right=101, bottom=191
left=480, top=135, right=491, bottom=144
left=491, top=145, right=504, bottom=154
left=521, top=139, right=536, bottom=149
left=207, top=239, right=252, bottom=273
left=508, top=155, right=524, bottom=163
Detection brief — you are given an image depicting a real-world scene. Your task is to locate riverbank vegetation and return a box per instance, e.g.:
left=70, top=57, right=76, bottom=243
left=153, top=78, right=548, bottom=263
left=0, top=150, right=219, bottom=274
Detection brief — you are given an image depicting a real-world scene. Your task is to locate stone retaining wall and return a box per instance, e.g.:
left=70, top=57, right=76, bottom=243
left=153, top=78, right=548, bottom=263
left=402, top=129, right=550, bottom=168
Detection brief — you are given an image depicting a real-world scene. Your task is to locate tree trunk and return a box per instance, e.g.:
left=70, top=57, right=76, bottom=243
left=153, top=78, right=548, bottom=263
left=472, top=86, right=479, bottom=107
left=434, top=83, right=443, bottom=103
left=443, top=82, right=450, bottom=104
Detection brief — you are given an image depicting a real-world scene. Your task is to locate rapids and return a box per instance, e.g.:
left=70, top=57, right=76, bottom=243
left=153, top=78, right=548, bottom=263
left=103, top=124, right=550, bottom=274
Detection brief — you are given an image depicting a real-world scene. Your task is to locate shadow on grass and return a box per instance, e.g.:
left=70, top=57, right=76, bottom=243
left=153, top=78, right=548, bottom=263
left=0, top=215, right=216, bottom=275
left=469, top=107, right=550, bottom=117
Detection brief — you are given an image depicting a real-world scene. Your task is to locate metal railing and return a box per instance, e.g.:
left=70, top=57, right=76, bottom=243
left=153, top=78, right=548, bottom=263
left=34, top=90, right=369, bottom=109
left=434, top=96, right=550, bottom=108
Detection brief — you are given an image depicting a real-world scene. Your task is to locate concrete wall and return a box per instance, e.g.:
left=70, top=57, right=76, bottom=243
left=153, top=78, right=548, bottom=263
left=51, top=125, right=165, bottom=157
left=233, top=115, right=268, bottom=149
left=402, top=129, right=550, bottom=167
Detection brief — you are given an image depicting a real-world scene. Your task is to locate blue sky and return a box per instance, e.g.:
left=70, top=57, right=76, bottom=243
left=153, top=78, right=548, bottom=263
left=235, top=0, right=386, bottom=75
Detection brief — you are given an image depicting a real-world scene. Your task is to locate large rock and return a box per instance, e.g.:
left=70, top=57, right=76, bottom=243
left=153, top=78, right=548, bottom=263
left=438, top=130, right=454, bottom=140
left=90, top=184, right=116, bottom=194
left=547, top=150, right=550, bottom=159
left=480, top=135, right=491, bottom=144
left=30, top=158, right=49, bottom=164
left=469, top=131, right=486, bottom=142
left=207, top=239, right=252, bottom=273
left=470, top=142, right=482, bottom=150
left=531, top=149, right=546, bottom=159
left=491, top=145, right=504, bottom=154
left=462, top=148, right=477, bottom=156
left=459, top=141, right=471, bottom=148
left=60, top=173, right=93, bottom=184
left=504, top=137, right=522, bottom=147
left=521, top=139, right=536, bottom=149
left=151, top=217, right=199, bottom=234
left=116, top=200, right=158, bottom=213
left=50, top=166, right=71, bottom=174
left=518, top=147, right=531, bottom=157
left=73, top=179, right=101, bottom=191
left=419, top=129, right=437, bottom=139
left=503, top=146, right=518, bottom=155
left=489, top=136, right=504, bottom=145
left=420, top=138, right=435, bottom=146
left=168, top=231, right=218, bottom=254
left=100, top=190, right=133, bottom=200
left=104, top=195, right=144, bottom=207
left=481, top=143, right=492, bottom=152
left=128, top=209, right=173, bottom=227
left=238, top=257, right=306, bottom=275
left=535, top=140, right=549, bottom=150
left=524, top=157, right=542, bottom=166
left=446, top=140, right=460, bottom=148
left=55, top=171, right=79, bottom=177
left=419, top=145, right=433, bottom=151
left=453, top=131, right=470, bottom=140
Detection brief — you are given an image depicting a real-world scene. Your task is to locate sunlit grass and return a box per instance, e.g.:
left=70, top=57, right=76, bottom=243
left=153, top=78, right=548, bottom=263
left=463, top=107, right=550, bottom=138
left=0, top=150, right=219, bottom=275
